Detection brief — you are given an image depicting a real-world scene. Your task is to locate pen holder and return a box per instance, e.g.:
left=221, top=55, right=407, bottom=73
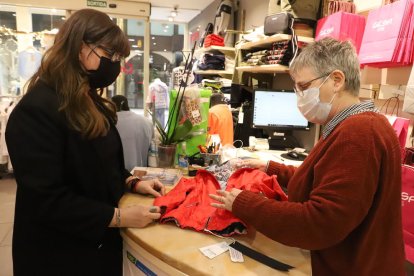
left=200, top=153, right=221, bottom=166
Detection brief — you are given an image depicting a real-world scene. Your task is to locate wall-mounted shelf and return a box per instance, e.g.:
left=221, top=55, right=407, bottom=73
left=239, top=34, right=314, bottom=50
left=195, top=46, right=236, bottom=57
left=236, top=64, right=289, bottom=74
left=194, top=70, right=234, bottom=76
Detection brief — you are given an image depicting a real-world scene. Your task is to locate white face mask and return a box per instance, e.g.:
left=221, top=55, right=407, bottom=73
left=297, top=76, right=336, bottom=125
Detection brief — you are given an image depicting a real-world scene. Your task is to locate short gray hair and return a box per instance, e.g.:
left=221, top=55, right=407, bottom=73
left=290, top=37, right=360, bottom=96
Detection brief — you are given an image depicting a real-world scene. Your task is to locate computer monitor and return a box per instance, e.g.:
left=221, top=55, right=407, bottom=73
left=252, top=89, right=309, bottom=130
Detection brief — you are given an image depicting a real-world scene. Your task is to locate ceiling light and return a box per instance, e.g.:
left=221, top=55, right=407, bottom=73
left=170, top=7, right=178, bottom=18
left=12, top=13, right=16, bottom=17
left=61, top=17, right=65, bottom=20
left=164, top=49, right=167, bottom=52
left=128, top=38, right=135, bottom=42
left=168, top=16, right=173, bottom=22
left=163, top=29, right=167, bottom=32
left=152, top=37, right=155, bottom=40
left=153, top=43, right=157, bottom=45
left=132, top=45, right=138, bottom=48
left=52, top=8, right=57, bottom=13
left=165, top=25, right=169, bottom=29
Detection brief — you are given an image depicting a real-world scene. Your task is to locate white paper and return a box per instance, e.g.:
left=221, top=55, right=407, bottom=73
left=229, top=247, right=244, bottom=263
left=199, top=242, right=229, bottom=259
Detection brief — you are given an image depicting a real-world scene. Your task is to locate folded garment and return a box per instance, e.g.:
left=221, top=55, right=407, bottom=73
left=266, top=55, right=284, bottom=61
left=204, top=41, right=225, bottom=47
left=266, top=60, right=284, bottom=65
left=266, top=49, right=287, bottom=56
left=244, top=54, right=266, bottom=62
left=198, top=53, right=226, bottom=70
left=205, top=34, right=224, bottom=42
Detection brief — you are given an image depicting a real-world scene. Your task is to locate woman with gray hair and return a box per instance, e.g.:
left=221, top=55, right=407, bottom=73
left=210, top=38, right=405, bottom=275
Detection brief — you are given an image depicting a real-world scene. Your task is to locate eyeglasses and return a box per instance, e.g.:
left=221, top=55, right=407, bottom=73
left=293, top=74, right=330, bottom=96
left=88, top=44, right=122, bottom=63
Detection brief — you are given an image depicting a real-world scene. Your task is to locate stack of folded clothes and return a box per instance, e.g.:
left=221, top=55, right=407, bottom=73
left=197, top=53, right=225, bottom=70
left=242, top=41, right=293, bottom=66
left=204, top=34, right=225, bottom=47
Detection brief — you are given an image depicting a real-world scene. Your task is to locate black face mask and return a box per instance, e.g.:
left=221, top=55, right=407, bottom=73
left=87, top=56, right=121, bottom=89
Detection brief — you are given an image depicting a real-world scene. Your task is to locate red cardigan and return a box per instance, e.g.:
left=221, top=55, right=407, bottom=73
left=233, top=112, right=405, bottom=275
left=154, top=168, right=287, bottom=236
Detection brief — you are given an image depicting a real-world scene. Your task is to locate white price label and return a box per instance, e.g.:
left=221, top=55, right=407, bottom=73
left=199, top=242, right=229, bottom=259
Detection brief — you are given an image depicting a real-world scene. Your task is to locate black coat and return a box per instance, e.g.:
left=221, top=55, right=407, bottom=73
left=6, top=81, right=130, bottom=276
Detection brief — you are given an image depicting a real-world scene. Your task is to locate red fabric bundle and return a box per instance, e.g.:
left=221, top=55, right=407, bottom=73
left=153, top=168, right=287, bottom=236
left=204, top=34, right=225, bottom=47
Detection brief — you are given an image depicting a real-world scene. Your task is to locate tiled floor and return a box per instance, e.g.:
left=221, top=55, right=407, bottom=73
left=0, top=175, right=16, bottom=276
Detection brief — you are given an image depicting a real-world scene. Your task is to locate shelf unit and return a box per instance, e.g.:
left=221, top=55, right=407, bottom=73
left=238, top=34, right=314, bottom=50
left=235, top=64, right=289, bottom=74
left=195, top=46, right=236, bottom=57
left=233, top=35, right=314, bottom=79
left=193, top=70, right=234, bottom=76
left=194, top=46, right=236, bottom=79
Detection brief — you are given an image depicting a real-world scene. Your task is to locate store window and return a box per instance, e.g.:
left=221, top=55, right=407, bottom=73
left=111, top=19, right=184, bottom=111
left=150, top=22, right=185, bottom=86
left=0, top=11, right=17, bottom=30
left=0, top=6, right=65, bottom=97
left=31, top=13, right=65, bottom=32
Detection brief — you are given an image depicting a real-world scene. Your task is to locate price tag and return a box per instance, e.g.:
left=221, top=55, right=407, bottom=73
left=229, top=247, right=244, bottom=263
left=199, top=242, right=229, bottom=259
left=238, top=112, right=244, bottom=124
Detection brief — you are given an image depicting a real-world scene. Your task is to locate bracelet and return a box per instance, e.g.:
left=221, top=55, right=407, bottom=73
left=128, top=177, right=140, bottom=193
left=115, top=208, right=121, bottom=227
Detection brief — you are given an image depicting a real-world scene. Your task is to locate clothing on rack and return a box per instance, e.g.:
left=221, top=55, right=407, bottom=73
left=18, top=48, right=42, bottom=80
left=147, top=78, right=169, bottom=127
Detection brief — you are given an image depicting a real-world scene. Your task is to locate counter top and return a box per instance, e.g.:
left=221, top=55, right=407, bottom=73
left=120, top=190, right=311, bottom=275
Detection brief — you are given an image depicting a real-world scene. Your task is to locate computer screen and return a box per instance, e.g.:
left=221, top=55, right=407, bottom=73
left=252, top=90, right=309, bottom=130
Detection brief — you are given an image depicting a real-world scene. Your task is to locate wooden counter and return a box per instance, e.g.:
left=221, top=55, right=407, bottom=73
left=120, top=191, right=311, bottom=276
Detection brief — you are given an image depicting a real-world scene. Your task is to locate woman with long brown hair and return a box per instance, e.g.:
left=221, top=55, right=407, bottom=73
left=6, top=9, right=165, bottom=275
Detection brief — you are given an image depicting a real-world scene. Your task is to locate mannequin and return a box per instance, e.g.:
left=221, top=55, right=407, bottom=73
left=146, top=78, right=169, bottom=128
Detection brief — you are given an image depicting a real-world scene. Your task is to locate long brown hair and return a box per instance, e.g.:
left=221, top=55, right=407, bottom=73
left=27, top=9, right=130, bottom=139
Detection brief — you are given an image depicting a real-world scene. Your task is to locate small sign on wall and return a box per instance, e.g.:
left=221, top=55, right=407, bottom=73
left=190, top=31, right=200, bottom=47
left=87, top=0, right=107, bottom=8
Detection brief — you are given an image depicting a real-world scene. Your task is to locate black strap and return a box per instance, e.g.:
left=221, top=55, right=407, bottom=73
left=229, top=241, right=294, bottom=272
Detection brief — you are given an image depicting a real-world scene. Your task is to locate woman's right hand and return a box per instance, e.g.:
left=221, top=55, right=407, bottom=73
left=120, top=205, right=161, bottom=228
left=234, top=159, right=268, bottom=172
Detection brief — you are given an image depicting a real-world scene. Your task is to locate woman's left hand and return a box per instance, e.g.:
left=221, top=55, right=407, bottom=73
left=209, top=188, right=243, bottom=212
left=135, top=179, right=166, bottom=197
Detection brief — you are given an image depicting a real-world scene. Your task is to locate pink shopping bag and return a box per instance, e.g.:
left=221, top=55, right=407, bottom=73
left=402, top=164, right=414, bottom=263
left=359, top=0, right=413, bottom=65
left=316, top=12, right=365, bottom=53
left=386, top=115, right=411, bottom=150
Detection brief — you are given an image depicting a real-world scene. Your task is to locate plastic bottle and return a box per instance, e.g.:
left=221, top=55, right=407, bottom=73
left=177, top=141, right=189, bottom=175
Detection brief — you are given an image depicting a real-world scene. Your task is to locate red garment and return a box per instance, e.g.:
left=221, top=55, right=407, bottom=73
left=233, top=112, right=405, bottom=275
left=204, top=34, right=225, bottom=47
left=153, top=168, right=287, bottom=236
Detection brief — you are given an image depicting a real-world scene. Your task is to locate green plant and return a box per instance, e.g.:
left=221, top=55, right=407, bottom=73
left=149, top=42, right=205, bottom=146
left=150, top=89, right=205, bottom=146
